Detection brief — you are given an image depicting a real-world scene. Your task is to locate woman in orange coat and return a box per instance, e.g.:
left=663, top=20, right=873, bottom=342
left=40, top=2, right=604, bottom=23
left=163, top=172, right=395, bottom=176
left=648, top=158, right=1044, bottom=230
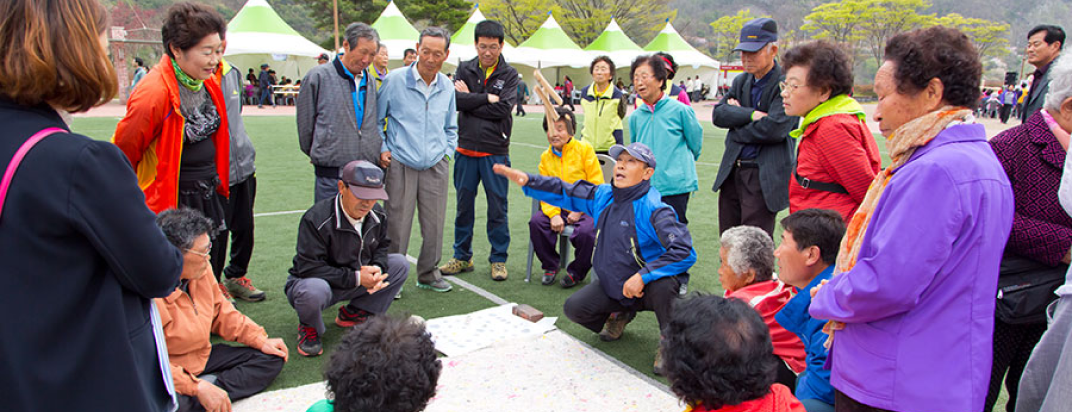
left=113, top=3, right=231, bottom=286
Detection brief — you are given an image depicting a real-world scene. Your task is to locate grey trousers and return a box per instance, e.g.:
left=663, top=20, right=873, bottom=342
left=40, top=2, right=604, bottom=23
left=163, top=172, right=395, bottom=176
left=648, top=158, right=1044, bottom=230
left=314, top=176, right=338, bottom=204
left=1016, top=295, right=1072, bottom=412
left=384, top=158, right=448, bottom=284
left=284, top=253, right=409, bottom=334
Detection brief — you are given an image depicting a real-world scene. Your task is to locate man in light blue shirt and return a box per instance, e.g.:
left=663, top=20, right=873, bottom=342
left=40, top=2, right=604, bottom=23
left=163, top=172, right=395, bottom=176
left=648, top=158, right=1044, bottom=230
left=377, top=27, right=458, bottom=293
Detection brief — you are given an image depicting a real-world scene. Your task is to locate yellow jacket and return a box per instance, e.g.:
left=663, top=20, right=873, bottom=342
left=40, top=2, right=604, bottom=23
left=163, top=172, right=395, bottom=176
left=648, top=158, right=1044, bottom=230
left=538, top=138, right=604, bottom=217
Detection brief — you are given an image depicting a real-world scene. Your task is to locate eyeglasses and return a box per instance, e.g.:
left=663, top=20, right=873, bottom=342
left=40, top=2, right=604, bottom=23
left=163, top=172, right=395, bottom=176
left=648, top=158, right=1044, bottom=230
left=780, top=81, right=803, bottom=94
left=633, top=73, right=655, bottom=82
left=477, top=44, right=501, bottom=52
left=185, top=242, right=212, bottom=259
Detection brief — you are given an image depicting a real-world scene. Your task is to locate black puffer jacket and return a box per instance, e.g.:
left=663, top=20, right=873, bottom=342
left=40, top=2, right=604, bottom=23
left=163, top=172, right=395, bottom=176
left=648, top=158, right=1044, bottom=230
left=287, top=196, right=390, bottom=291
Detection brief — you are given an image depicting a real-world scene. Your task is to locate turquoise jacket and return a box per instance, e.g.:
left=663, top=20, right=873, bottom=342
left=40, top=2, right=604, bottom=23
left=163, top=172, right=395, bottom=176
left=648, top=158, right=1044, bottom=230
left=628, top=97, right=703, bottom=196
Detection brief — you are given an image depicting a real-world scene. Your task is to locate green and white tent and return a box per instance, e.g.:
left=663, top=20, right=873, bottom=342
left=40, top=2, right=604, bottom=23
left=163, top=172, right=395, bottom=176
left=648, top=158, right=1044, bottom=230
left=371, top=1, right=420, bottom=60
left=512, top=12, right=589, bottom=68
left=643, top=20, right=719, bottom=69
left=447, top=5, right=515, bottom=66
left=223, top=0, right=328, bottom=80
left=584, top=18, right=644, bottom=68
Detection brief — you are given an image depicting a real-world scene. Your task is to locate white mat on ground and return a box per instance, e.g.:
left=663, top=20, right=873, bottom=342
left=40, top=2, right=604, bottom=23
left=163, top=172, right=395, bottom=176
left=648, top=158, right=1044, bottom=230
left=424, top=303, right=558, bottom=357
left=233, top=330, right=681, bottom=412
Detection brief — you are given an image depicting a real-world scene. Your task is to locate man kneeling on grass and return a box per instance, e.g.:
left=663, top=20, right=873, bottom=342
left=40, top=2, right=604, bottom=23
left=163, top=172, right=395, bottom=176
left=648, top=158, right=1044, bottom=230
left=156, top=208, right=287, bottom=412
left=494, top=142, right=696, bottom=374
left=286, top=160, right=409, bottom=357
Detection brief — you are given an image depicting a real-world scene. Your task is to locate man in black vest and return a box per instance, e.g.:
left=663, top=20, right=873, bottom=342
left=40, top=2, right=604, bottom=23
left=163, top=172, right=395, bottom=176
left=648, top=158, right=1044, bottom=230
left=711, top=18, right=797, bottom=237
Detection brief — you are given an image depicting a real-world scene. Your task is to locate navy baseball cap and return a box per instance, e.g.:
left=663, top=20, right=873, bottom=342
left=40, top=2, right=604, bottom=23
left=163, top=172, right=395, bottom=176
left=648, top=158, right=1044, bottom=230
left=734, top=18, right=778, bottom=52
left=260, top=63, right=270, bottom=69
left=340, top=160, right=388, bottom=200
left=608, top=143, right=656, bottom=169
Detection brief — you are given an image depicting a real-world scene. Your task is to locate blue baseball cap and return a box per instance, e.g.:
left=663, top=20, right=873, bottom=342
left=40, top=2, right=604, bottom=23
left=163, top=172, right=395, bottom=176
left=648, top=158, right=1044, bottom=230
left=734, top=18, right=778, bottom=52
left=340, top=160, right=388, bottom=200
left=608, top=143, right=656, bottom=169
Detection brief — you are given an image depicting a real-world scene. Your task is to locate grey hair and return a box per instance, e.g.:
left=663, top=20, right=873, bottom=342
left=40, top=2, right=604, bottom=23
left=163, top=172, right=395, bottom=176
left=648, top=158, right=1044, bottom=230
left=378, top=42, right=386, bottom=52
left=156, top=208, right=214, bottom=250
left=1045, top=53, right=1072, bottom=112
left=420, top=27, right=452, bottom=50
left=344, top=22, right=380, bottom=51
left=719, top=226, right=775, bottom=282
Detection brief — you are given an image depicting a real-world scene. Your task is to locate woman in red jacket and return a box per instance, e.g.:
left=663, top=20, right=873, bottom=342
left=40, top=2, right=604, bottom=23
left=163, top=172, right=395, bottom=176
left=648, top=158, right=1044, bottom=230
left=781, top=41, right=880, bottom=222
left=113, top=2, right=231, bottom=286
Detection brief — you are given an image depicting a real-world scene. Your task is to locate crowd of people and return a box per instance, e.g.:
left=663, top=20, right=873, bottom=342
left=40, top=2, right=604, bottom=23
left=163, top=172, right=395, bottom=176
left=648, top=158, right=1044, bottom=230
left=3, top=0, right=1072, bottom=412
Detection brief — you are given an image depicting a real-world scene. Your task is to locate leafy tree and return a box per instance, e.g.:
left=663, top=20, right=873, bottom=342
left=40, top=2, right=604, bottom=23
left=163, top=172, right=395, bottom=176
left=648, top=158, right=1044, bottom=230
left=298, top=0, right=469, bottom=43
left=932, top=13, right=1010, bottom=60
left=481, top=0, right=675, bottom=48
left=858, top=0, right=934, bottom=64
left=480, top=0, right=557, bottom=46
left=709, top=9, right=764, bottom=61
left=801, top=0, right=870, bottom=63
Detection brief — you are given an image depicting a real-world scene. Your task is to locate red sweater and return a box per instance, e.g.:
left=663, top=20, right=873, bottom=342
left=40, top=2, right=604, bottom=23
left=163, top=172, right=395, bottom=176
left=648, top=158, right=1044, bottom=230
left=788, top=114, right=880, bottom=222
left=725, top=281, right=806, bottom=373
left=684, top=384, right=805, bottom=412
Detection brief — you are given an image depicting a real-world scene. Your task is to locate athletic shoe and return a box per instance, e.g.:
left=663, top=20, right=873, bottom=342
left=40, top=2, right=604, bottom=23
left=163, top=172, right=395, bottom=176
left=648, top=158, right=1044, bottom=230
left=439, top=258, right=474, bottom=275
left=224, top=277, right=266, bottom=302
left=653, top=347, right=666, bottom=376
left=560, top=273, right=581, bottom=289
left=416, top=279, right=453, bottom=292
left=217, top=283, right=237, bottom=305
left=395, top=286, right=403, bottom=300
left=335, top=305, right=372, bottom=328
left=598, top=311, right=635, bottom=342
left=297, top=325, right=322, bottom=357
left=541, top=270, right=558, bottom=286
left=491, top=262, right=508, bottom=281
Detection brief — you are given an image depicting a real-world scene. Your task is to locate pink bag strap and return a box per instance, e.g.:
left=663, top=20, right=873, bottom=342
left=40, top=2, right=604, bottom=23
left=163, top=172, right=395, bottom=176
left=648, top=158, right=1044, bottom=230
left=0, top=127, right=65, bottom=219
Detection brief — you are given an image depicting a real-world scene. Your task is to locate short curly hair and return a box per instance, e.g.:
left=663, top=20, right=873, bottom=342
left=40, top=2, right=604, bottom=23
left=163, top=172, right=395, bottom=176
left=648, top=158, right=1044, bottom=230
left=156, top=208, right=213, bottom=250
left=782, top=41, right=854, bottom=98
left=719, top=225, right=775, bottom=282
left=663, top=295, right=777, bottom=409
left=161, top=2, right=226, bottom=59
left=631, top=55, right=669, bottom=91
left=324, top=315, right=442, bottom=412
left=883, top=26, right=981, bottom=109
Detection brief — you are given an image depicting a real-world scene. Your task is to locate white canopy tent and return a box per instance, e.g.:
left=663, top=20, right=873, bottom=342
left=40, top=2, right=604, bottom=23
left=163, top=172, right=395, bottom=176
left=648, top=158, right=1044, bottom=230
left=223, top=0, right=328, bottom=81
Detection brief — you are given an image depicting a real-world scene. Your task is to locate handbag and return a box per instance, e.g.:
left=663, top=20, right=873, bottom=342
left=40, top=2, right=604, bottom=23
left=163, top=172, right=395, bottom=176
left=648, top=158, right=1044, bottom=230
left=996, top=256, right=1067, bottom=324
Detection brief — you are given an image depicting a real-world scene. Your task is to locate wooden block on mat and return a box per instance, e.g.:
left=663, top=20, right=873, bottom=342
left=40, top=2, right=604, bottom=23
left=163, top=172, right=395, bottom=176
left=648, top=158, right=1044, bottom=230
left=512, top=304, right=544, bottom=322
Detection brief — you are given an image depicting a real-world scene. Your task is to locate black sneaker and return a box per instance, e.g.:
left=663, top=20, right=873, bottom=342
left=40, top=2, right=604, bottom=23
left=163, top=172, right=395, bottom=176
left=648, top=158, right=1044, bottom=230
left=560, top=273, right=581, bottom=289
left=541, top=271, right=557, bottom=286
left=335, top=305, right=372, bottom=328
left=297, top=325, right=322, bottom=357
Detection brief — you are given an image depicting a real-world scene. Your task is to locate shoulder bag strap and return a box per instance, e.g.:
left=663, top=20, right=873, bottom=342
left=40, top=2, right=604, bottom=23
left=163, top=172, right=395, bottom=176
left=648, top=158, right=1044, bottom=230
left=0, top=127, right=65, bottom=219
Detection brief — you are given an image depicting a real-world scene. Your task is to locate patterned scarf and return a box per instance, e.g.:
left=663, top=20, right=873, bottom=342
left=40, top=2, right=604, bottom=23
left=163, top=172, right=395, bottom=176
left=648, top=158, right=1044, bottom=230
left=824, top=107, right=974, bottom=346
left=171, top=58, right=204, bottom=92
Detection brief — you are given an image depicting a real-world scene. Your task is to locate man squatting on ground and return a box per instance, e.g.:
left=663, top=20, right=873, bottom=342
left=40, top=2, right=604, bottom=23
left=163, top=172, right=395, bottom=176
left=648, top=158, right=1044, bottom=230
left=494, top=142, right=696, bottom=374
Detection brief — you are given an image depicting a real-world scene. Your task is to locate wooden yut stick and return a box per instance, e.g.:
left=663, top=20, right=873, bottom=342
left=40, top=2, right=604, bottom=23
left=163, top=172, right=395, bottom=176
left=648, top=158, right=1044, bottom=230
left=534, top=85, right=559, bottom=123
left=533, top=69, right=563, bottom=105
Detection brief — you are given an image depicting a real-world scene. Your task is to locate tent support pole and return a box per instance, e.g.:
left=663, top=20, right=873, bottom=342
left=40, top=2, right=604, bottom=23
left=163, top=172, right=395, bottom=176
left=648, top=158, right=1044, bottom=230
left=333, top=0, right=339, bottom=52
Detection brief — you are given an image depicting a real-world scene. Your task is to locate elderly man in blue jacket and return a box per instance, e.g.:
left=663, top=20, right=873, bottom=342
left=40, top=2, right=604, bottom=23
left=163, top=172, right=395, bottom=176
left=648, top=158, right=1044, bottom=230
left=494, top=142, right=696, bottom=375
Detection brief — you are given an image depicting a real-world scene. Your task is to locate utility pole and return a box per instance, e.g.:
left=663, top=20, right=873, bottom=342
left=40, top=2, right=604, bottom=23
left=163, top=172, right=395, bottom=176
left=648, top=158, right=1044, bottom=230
left=333, top=0, right=339, bottom=52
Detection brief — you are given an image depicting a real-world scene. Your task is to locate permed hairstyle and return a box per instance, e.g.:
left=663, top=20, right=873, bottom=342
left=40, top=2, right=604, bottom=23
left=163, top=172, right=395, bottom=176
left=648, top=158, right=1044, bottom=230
left=161, top=2, right=226, bottom=59
left=719, top=225, right=775, bottom=282
left=782, top=40, right=854, bottom=98
left=325, top=316, right=442, bottom=412
left=663, top=295, right=777, bottom=409
left=542, top=106, right=577, bottom=136
left=631, top=55, right=670, bottom=90
left=883, top=26, right=982, bottom=109
left=780, top=208, right=846, bottom=265
left=0, top=0, right=117, bottom=112
left=156, top=208, right=214, bottom=250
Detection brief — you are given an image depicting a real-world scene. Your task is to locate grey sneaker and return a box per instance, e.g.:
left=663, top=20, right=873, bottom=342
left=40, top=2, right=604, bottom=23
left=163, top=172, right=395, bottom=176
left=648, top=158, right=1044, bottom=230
left=491, top=262, right=508, bottom=281
left=224, top=277, right=266, bottom=302
left=439, top=258, right=474, bottom=275
left=395, top=286, right=403, bottom=300
left=416, top=278, right=453, bottom=292
left=598, top=311, right=635, bottom=342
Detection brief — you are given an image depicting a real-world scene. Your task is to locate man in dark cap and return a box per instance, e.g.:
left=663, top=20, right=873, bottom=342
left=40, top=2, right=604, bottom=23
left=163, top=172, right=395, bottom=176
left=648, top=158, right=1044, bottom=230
left=317, top=53, right=330, bottom=65
left=711, top=18, right=797, bottom=237
left=285, top=160, right=409, bottom=357
left=257, top=63, right=274, bottom=108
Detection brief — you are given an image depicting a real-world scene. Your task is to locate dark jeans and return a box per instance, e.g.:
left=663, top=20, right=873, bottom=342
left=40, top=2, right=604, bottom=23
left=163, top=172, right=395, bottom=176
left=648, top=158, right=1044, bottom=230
left=258, top=87, right=274, bottom=107
left=986, top=320, right=1048, bottom=412
left=661, top=193, right=690, bottom=224
left=529, top=211, right=595, bottom=280
left=1000, top=104, right=1014, bottom=123
left=314, top=176, right=338, bottom=204
left=176, top=344, right=284, bottom=412
left=718, top=165, right=776, bottom=236
left=516, top=102, right=525, bottom=115
left=222, top=176, right=256, bottom=279
left=564, top=276, right=682, bottom=335
left=834, top=390, right=894, bottom=412
left=452, top=153, right=510, bottom=263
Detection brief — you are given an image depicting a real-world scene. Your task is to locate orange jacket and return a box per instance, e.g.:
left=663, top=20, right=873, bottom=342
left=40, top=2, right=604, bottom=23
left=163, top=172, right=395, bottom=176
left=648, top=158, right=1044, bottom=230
left=156, top=271, right=267, bottom=396
left=537, top=137, right=604, bottom=217
left=113, top=55, right=230, bottom=213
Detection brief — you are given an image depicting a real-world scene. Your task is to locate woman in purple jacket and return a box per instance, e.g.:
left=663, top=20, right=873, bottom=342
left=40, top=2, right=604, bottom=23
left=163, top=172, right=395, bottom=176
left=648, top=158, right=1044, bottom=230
left=809, top=27, right=1015, bottom=412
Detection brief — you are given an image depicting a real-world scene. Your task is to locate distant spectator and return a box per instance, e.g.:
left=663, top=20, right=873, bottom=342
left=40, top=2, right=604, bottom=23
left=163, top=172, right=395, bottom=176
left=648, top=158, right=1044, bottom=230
left=652, top=52, right=691, bottom=106
left=305, top=316, right=441, bottom=412
left=371, top=42, right=389, bottom=91
left=718, top=225, right=805, bottom=389
left=131, top=57, right=147, bottom=89
left=258, top=63, right=274, bottom=107
left=662, top=295, right=805, bottom=412
left=403, top=48, right=417, bottom=66
left=1022, top=25, right=1065, bottom=122
left=317, top=53, right=329, bottom=65
left=579, top=55, right=627, bottom=154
